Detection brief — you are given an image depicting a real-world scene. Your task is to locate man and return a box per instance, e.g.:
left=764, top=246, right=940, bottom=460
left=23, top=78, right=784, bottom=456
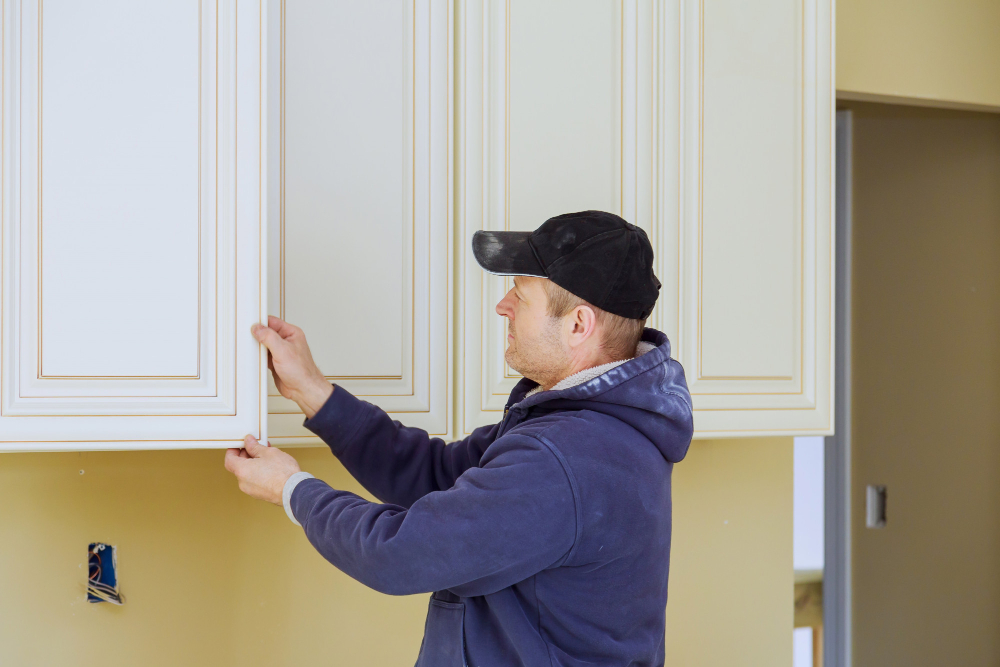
left=225, top=210, right=694, bottom=666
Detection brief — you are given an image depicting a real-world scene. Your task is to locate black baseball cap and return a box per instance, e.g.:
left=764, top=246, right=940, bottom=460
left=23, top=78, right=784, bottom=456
left=472, top=210, right=660, bottom=320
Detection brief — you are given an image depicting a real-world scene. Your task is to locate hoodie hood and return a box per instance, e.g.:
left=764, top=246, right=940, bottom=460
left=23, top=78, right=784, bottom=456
left=505, top=328, right=694, bottom=463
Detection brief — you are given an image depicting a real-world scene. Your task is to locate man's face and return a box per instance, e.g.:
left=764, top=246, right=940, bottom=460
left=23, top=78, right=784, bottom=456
left=495, top=276, right=567, bottom=386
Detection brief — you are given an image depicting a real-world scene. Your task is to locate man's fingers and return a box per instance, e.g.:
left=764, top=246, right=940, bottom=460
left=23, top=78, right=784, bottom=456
left=224, top=448, right=246, bottom=473
left=267, top=315, right=300, bottom=340
left=251, top=324, right=286, bottom=353
left=267, top=314, right=287, bottom=332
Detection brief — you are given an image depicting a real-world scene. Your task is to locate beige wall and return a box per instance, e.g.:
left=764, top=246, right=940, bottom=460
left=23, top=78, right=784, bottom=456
left=666, top=438, right=793, bottom=667
left=838, top=0, right=1000, bottom=109
left=848, top=102, right=1000, bottom=665
left=0, top=437, right=792, bottom=666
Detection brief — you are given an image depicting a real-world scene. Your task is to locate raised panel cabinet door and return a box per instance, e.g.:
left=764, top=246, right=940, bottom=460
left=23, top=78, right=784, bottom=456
left=678, top=0, right=834, bottom=436
left=457, top=0, right=676, bottom=435
left=0, top=0, right=267, bottom=451
left=267, top=0, right=452, bottom=443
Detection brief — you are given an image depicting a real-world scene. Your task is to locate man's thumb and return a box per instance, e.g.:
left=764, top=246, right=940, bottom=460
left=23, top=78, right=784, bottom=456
left=243, top=434, right=266, bottom=457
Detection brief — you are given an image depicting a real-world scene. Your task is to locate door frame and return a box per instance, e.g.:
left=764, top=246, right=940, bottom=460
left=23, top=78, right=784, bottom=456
left=824, top=108, right=853, bottom=667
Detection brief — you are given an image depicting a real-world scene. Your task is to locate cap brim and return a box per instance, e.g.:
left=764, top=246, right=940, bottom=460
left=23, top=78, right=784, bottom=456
left=472, top=230, right=546, bottom=277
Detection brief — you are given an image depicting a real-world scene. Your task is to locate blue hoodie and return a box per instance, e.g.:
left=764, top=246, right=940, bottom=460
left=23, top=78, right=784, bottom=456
left=290, top=328, right=693, bottom=666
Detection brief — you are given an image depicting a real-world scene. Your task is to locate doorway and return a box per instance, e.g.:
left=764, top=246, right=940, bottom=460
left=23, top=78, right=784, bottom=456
left=826, top=102, right=1000, bottom=666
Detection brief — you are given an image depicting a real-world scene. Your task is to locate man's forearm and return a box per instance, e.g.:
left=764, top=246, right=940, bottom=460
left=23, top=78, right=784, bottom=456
left=297, top=379, right=334, bottom=419
left=286, top=433, right=578, bottom=598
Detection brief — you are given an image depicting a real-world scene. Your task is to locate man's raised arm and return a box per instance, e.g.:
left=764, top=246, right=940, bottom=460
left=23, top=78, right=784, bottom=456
left=252, top=316, right=495, bottom=507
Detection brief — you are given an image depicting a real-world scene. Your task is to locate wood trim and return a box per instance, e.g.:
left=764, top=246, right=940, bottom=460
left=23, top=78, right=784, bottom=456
left=836, top=89, right=1000, bottom=115
left=822, top=108, right=854, bottom=667
left=795, top=581, right=824, bottom=628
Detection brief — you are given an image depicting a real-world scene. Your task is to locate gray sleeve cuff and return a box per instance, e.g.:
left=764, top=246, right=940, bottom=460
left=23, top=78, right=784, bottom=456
left=282, top=471, right=315, bottom=526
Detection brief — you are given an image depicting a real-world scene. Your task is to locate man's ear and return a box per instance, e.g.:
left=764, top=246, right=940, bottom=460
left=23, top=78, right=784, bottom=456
left=568, top=305, right=598, bottom=347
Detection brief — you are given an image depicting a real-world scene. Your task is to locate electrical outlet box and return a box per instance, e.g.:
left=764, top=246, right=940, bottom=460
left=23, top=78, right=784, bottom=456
left=87, top=543, right=123, bottom=604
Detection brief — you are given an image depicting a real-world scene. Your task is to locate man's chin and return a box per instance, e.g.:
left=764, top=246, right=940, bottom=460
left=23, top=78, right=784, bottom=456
left=504, top=349, right=522, bottom=375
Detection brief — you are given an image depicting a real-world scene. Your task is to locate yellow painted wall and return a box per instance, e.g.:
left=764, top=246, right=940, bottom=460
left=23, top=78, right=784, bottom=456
left=838, top=0, right=1000, bottom=109
left=847, top=101, right=1000, bottom=664
left=665, top=438, right=794, bottom=667
left=0, top=437, right=792, bottom=666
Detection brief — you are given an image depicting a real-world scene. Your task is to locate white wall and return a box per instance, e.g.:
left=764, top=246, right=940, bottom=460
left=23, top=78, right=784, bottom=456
left=793, top=436, right=825, bottom=571
left=793, top=627, right=814, bottom=667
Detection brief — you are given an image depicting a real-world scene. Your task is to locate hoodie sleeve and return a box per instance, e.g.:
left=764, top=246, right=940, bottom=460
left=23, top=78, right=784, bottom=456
left=289, top=431, right=579, bottom=597
left=302, top=384, right=502, bottom=508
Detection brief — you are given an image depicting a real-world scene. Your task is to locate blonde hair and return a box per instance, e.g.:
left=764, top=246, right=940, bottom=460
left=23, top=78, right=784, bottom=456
left=541, top=280, right=646, bottom=360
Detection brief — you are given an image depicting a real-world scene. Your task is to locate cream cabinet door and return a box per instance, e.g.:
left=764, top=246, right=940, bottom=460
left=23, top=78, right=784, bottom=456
left=267, top=0, right=452, bottom=443
left=0, top=0, right=267, bottom=451
left=457, top=0, right=833, bottom=438
left=678, top=0, right=833, bottom=437
left=457, top=0, right=634, bottom=435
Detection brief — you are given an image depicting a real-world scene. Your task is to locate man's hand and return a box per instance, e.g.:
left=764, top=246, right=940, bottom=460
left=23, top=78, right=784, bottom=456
left=224, top=435, right=302, bottom=505
left=252, top=315, right=333, bottom=418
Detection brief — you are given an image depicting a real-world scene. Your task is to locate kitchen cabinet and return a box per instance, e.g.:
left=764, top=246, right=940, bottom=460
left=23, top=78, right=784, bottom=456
left=0, top=0, right=267, bottom=451
left=6, top=0, right=830, bottom=450
left=679, top=0, right=834, bottom=437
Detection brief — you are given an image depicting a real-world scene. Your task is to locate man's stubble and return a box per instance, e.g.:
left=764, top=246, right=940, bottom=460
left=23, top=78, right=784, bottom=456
left=504, top=317, right=566, bottom=390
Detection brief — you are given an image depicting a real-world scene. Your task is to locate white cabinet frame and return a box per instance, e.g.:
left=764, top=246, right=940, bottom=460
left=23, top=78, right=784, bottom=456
left=0, top=0, right=267, bottom=451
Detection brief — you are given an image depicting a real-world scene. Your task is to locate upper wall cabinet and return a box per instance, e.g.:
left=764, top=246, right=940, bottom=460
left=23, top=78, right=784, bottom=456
left=683, top=0, right=833, bottom=437
left=0, top=0, right=267, bottom=451
left=267, top=0, right=451, bottom=443
left=0, top=0, right=828, bottom=450
left=457, top=0, right=833, bottom=438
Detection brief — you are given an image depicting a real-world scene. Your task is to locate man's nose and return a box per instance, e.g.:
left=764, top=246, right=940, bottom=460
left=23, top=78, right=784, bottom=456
left=496, top=291, right=515, bottom=319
